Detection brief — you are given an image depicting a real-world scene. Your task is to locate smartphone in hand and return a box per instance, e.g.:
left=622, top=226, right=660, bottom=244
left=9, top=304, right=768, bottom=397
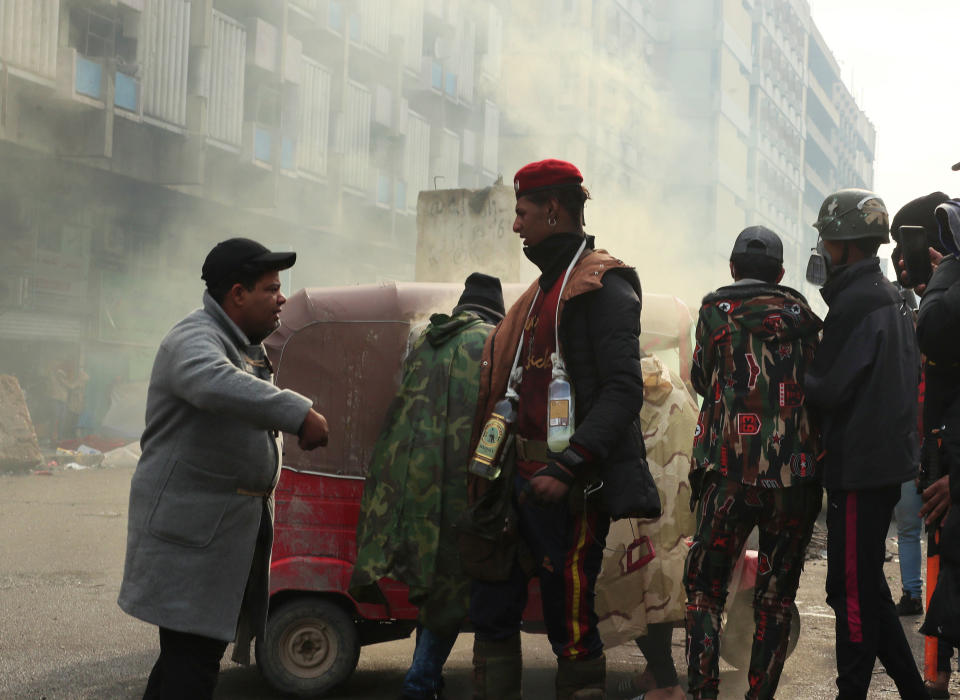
left=899, top=225, right=932, bottom=288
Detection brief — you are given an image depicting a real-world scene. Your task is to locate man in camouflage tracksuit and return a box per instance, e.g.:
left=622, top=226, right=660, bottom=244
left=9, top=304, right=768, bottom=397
left=349, top=273, right=504, bottom=700
left=684, top=227, right=823, bottom=700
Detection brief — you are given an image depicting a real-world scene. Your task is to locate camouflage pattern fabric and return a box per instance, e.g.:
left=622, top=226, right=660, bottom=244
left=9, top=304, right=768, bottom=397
left=690, top=284, right=822, bottom=489
left=349, top=311, right=492, bottom=636
left=684, top=472, right=821, bottom=700
left=595, top=355, right=698, bottom=647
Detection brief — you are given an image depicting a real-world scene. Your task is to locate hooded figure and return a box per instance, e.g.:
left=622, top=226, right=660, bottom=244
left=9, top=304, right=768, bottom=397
left=350, top=273, right=504, bottom=700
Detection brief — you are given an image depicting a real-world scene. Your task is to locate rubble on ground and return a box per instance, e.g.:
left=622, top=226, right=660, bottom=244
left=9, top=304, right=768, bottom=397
left=101, top=442, right=141, bottom=470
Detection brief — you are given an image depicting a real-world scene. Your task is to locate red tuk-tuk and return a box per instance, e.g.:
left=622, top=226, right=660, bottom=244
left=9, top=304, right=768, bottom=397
left=258, top=282, right=697, bottom=697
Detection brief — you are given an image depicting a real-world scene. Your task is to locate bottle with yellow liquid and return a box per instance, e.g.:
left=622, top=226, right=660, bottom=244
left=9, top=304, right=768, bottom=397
left=547, top=353, right=575, bottom=453
left=468, top=388, right=518, bottom=480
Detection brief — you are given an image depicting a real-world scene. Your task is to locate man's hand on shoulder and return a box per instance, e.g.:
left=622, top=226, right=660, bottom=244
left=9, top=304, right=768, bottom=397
left=298, top=409, right=329, bottom=450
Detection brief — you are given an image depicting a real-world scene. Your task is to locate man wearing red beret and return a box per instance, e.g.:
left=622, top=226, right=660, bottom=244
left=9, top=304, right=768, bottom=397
left=466, top=160, right=646, bottom=699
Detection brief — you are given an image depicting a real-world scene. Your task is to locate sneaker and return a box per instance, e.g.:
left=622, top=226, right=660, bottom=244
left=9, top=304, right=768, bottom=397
left=896, top=590, right=923, bottom=616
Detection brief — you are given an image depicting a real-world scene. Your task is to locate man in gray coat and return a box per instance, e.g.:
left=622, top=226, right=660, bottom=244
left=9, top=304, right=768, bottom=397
left=118, top=238, right=329, bottom=699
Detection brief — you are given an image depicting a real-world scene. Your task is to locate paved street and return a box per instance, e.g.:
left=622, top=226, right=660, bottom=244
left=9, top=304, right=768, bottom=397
left=0, top=466, right=948, bottom=699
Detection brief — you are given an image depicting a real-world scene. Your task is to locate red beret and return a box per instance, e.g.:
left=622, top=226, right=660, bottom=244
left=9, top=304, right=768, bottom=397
left=513, top=159, right=583, bottom=199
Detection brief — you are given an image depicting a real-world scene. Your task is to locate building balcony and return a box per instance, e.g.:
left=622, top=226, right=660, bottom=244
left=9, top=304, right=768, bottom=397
left=0, top=0, right=60, bottom=83
left=804, top=163, right=831, bottom=202
left=805, top=117, right=839, bottom=168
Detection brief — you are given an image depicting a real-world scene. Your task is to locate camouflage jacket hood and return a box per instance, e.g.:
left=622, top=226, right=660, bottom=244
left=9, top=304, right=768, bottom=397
left=425, top=311, right=479, bottom=347
left=701, top=283, right=822, bottom=343
left=691, top=283, right=823, bottom=488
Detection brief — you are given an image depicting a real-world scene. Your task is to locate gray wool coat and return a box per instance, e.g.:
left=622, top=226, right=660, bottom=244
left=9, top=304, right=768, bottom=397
left=118, top=293, right=312, bottom=657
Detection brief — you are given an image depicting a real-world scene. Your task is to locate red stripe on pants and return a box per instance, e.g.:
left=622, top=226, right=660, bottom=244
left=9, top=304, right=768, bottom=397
left=845, top=491, right=863, bottom=643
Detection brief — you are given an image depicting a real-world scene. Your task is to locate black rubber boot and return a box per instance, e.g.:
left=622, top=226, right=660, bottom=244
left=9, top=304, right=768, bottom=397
left=556, top=653, right=606, bottom=700
left=472, top=633, right=522, bottom=700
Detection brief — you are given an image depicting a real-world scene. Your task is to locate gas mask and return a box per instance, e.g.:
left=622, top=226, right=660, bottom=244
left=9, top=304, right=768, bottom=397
left=805, top=239, right=833, bottom=287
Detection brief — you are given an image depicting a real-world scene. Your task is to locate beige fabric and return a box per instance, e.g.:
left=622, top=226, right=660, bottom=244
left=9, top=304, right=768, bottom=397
left=595, top=355, right=698, bottom=647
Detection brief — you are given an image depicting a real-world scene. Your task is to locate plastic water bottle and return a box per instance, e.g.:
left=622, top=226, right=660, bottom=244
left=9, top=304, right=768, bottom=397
left=468, top=390, right=517, bottom=480
left=547, top=353, right=575, bottom=453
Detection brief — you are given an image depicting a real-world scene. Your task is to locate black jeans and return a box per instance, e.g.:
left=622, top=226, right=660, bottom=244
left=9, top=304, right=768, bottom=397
left=142, top=627, right=229, bottom=700
left=826, top=486, right=927, bottom=700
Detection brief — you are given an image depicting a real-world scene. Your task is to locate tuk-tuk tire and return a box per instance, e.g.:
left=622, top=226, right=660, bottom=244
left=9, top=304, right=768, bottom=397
left=256, top=596, right=360, bottom=697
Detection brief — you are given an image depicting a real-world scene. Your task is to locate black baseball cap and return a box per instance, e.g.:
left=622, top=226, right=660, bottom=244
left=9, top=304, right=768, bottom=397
left=730, top=226, right=783, bottom=263
left=201, top=238, right=297, bottom=285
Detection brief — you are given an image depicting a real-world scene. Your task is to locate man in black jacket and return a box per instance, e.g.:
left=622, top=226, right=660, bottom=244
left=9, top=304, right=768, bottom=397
left=467, top=159, right=646, bottom=700
left=918, top=200, right=960, bottom=691
left=804, top=189, right=928, bottom=700
left=889, top=193, right=951, bottom=616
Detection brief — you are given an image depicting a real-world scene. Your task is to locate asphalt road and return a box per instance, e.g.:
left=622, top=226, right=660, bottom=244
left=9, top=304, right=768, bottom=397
left=0, top=466, right=948, bottom=699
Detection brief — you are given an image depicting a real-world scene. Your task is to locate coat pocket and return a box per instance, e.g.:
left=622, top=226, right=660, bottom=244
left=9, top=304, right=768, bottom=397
left=148, top=459, right=236, bottom=548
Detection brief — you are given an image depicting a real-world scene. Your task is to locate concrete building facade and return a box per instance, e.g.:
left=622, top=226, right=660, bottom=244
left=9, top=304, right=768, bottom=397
left=495, top=0, right=874, bottom=304
left=0, top=0, right=505, bottom=438
left=659, top=0, right=875, bottom=290
left=0, top=0, right=874, bottom=439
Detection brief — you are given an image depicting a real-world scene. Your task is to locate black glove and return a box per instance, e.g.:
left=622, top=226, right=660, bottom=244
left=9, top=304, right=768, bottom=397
left=531, top=461, right=575, bottom=486
left=521, top=446, right=585, bottom=501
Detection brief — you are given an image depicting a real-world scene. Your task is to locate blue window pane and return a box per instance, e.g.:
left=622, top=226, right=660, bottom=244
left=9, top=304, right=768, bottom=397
left=394, top=180, right=407, bottom=210
left=329, top=1, right=342, bottom=31
left=445, top=72, right=457, bottom=96
left=431, top=62, right=443, bottom=90
left=377, top=173, right=392, bottom=205
left=114, top=72, right=138, bottom=111
left=349, top=14, right=360, bottom=42
left=281, top=136, right=296, bottom=169
left=254, top=126, right=272, bottom=162
left=76, top=56, right=102, bottom=99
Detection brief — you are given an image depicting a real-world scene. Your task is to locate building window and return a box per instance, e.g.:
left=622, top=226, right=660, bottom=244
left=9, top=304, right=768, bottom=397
left=68, top=6, right=136, bottom=66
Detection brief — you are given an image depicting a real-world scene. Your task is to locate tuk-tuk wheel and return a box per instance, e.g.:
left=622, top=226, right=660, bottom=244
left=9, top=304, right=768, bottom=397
left=256, top=597, right=360, bottom=697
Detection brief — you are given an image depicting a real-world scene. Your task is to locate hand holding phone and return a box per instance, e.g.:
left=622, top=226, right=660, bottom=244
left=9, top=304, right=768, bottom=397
left=899, top=225, right=933, bottom=288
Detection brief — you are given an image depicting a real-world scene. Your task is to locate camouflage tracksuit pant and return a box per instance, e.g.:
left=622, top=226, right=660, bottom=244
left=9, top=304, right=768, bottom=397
left=684, top=472, right=822, bottom=700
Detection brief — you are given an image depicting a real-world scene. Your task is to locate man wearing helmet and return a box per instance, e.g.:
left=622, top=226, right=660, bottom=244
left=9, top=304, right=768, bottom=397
left=804, top=190, right=928, bottom=699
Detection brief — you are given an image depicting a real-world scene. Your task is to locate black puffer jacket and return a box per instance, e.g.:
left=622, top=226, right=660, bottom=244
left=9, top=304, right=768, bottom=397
left=805, top=257, right=921, bottom=491
left=917, top=255, right=960, bottom=564
left=525, top=234, right=646, bottom=465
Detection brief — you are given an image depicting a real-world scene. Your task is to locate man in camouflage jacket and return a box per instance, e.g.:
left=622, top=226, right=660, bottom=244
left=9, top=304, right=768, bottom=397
left=349, top=273, right=504, bottom=700
left=684, top=227, right=823, bottom=700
